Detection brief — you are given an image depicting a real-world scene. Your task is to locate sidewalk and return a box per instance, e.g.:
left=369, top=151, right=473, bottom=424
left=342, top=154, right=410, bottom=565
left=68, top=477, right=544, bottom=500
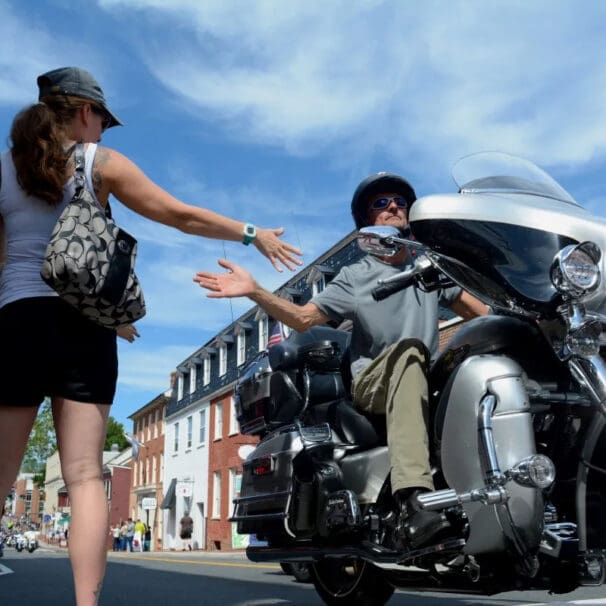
left=41, top=538, right=250, bottom=561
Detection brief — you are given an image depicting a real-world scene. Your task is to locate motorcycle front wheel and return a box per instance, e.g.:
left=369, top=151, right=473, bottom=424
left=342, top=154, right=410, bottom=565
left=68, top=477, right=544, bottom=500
left=310, top=558, right=394, bottom=605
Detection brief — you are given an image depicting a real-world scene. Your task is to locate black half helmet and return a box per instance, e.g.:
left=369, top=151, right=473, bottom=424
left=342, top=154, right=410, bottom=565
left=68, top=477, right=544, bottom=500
left=350, top=172, right=416, bottom=229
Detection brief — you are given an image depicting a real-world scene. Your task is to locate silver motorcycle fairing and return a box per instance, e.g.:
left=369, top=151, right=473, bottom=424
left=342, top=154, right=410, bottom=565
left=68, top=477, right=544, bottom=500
left=411, top=192, right=606, bottom=313
left=440, top=354, right=544, bottom=555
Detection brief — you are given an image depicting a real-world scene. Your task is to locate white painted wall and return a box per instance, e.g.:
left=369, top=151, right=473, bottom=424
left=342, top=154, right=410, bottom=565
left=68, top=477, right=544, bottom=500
left=162, top=400, right=210, bottom=550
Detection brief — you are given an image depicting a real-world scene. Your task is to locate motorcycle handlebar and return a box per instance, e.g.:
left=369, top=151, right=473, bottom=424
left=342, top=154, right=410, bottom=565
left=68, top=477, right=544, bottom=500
left=371, top=255, right=433, bottom=301
left=371, top=271, right=416, bottom=301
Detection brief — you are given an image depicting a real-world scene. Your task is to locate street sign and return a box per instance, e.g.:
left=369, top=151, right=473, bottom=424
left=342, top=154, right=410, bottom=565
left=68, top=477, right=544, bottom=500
left=141, top=497, right=157, bottom=510
left=176, top=483, right=192, bottom=497
left=43, top=514, right=52, bottom=523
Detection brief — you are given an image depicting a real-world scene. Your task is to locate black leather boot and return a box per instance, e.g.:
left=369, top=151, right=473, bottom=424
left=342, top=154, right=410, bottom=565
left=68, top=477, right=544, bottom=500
left=395, top=488, right=452, bottom=549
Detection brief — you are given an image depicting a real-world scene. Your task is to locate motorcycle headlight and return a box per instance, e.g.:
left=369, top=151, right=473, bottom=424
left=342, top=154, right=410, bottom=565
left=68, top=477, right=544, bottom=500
left=551, top=241, right=601, bottom=297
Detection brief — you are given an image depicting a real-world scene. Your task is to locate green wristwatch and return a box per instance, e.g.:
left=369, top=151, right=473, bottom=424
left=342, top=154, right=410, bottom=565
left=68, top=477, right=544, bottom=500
left=242, top=223, right=257, bottom=245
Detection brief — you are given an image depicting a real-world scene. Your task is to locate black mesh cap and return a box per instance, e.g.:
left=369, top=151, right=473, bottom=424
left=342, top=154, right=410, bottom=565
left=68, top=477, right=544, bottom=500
left=37, top=66, right=123, bottom=129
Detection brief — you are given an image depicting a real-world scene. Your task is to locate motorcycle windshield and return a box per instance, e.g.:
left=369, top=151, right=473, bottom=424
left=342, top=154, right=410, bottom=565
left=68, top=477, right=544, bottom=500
left=452, top=152, right=580, bottom=206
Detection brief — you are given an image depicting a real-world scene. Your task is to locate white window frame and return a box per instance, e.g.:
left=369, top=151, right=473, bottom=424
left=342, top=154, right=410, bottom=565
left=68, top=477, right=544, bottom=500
left=133, top=461, right=138, bottom=487
left=173, top=422, right=179, bottom=452
left=258, top=315, right=268, bottom=350
left=214, top=403, right=223, bottom=441
left=153, top=410, right=158, bottom=439
left=312, top=275, right=325, bottom=296
left=228, top=468, right=240, bottom=518
left=189, top=365, right=197, bottom=394
left=236, top=332, right=246, bottom=366
left=219, top=344, right=227, bottom=376
left=177, top=374, right=184, bottom=400
left=203, top=356, right=211, bottom=386
left=229, top=395, right=239, bottom=436
left=212, top=471, right=221, bottom=519
left=152, top=455, right=157, bottom=484
left=186, top=415, right=193, bottom=449
left=199, top=409, right=206, bottom=445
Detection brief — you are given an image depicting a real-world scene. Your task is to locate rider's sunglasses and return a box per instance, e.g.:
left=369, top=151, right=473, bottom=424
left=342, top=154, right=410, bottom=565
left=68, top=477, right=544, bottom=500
left=91, top=104, right=112, bottom=131
left=369, top=196, right=409, bottom=211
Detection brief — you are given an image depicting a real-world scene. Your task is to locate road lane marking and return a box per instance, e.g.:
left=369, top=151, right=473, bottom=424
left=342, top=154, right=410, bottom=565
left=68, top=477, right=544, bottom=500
left=0, top=564, right=13, bottom=576
left=108, top=553, right=279, bottom=570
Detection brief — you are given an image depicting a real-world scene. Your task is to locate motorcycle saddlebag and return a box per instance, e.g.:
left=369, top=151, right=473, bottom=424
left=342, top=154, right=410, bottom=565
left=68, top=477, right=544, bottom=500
left=235, top=352, right=304, bottom=435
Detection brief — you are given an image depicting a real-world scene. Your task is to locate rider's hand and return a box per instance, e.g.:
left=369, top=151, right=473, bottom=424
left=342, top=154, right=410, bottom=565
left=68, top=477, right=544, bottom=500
left=194, top=259, right=257, bottom=298
left=253, top=227, right=302, bottom=273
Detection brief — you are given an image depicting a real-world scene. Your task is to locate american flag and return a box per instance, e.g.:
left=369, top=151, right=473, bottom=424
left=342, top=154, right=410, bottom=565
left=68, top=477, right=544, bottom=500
left=267, top=322, right=287, bottom=348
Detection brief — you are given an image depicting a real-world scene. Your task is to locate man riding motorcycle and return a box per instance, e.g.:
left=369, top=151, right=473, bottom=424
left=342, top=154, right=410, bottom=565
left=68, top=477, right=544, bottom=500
left=194, top=172, right=487, bottom=547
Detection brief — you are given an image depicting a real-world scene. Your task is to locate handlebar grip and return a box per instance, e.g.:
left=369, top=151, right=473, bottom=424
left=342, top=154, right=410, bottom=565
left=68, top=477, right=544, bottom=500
left=371, top=277, right=413, bottom=301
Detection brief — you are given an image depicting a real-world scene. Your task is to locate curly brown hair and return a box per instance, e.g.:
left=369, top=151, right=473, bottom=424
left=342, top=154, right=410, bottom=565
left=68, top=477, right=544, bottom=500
left=10, top=96, right=89, bottom=205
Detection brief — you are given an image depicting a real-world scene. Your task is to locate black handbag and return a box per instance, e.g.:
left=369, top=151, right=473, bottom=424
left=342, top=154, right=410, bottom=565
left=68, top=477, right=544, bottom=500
left=40, top=143, right=146, bottom=328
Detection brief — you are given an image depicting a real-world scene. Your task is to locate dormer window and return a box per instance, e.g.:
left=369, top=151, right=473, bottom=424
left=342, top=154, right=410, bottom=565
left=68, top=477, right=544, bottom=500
left=203, top=355, right=211, bottom=386
left=219, top=343, right=227, bottom=376
left=307, top=264, right=335, bottom=296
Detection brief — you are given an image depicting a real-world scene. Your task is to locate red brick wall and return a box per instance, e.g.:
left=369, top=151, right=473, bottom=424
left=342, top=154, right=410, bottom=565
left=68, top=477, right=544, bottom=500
left=207, top=389, right=258, bottom=551
left=12, top=477, right=42, bottom=523
left=128, top=398, right=166, bottom=550
left=110, top=467, right=131, bottom=525
left=438, top=320, right=465, bottom=352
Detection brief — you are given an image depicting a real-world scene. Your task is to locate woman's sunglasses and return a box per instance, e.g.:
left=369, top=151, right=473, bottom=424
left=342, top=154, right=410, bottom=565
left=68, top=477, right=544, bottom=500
left=369, top=196, right=409, bottom=211
left=91, top=105, right=112, bottom=131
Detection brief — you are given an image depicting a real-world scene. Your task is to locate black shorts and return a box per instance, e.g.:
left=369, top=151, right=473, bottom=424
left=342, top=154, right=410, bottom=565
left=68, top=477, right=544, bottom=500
left=0, top=297, right=118, bottom=406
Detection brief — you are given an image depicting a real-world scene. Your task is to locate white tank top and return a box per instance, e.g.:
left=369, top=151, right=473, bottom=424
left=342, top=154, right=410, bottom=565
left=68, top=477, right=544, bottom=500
left=0, top=143, right=102, bottom=309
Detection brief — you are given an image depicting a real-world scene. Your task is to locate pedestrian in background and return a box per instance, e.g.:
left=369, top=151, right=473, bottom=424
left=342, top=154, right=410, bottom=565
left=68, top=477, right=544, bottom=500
left=179, top=511, right=194, bottom=551
left=134, top=518, right=146, bottom=552
left=0, top=65, right=302, bottom=606
left=119, top=520, right=128, bottom=552
left=125, top=518, right=135, bottom=552
left=110, top=524, right=120, bottom=552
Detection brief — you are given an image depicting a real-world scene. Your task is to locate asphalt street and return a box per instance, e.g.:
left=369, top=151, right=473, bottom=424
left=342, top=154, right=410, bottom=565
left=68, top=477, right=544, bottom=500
left=1, top=545, right=605, bottom=606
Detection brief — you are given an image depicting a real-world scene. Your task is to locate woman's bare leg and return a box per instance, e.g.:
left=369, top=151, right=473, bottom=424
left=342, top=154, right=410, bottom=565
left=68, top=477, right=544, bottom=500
left=0, top=405, right=39, bottom=502
left=53, top=398, right=111, bottom=606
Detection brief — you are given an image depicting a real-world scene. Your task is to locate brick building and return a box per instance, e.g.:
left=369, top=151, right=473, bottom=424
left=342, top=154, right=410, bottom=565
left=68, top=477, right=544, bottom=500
left=206, top=392, right=257, bottom=551
left=9, top=473, right=43, bottom=523
left=129, top=392, right=169, bottom=551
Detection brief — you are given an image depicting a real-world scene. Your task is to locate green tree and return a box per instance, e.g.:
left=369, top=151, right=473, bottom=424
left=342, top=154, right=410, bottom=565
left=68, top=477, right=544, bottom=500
left=104, top=416, right=129, bottom=451
left=22, top=399, right=57, bottom=485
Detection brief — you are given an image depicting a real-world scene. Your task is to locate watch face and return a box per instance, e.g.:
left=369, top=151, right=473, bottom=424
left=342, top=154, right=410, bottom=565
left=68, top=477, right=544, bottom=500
left=246, top=225, right=255, bottom=235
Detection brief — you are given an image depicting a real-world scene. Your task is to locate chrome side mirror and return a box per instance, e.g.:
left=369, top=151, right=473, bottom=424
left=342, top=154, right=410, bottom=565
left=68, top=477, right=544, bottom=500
left=357, top=226, right=403, bottom=257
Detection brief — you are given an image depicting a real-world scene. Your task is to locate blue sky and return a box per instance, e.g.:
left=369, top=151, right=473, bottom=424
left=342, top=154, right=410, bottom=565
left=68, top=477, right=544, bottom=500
left=1, top=0, right=605, bottom=429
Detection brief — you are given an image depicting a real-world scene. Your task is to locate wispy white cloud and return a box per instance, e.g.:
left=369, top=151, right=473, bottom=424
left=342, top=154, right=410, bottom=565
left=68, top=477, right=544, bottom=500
left=98, top=0, right=606, bottom=171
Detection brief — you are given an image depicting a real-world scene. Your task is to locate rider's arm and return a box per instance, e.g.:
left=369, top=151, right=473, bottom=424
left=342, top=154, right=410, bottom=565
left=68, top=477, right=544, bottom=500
left=450, top=290, right=489, bottom=319
left=250, top=285, right=330, bottom=333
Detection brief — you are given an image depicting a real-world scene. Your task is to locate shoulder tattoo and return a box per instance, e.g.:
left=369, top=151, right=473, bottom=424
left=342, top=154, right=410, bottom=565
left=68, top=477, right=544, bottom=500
left=92, top=147, right=112, bottom=197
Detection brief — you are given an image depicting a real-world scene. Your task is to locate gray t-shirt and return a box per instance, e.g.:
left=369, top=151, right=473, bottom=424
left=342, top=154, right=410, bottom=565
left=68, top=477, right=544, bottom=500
left=311, top=255, right=461, bottom=376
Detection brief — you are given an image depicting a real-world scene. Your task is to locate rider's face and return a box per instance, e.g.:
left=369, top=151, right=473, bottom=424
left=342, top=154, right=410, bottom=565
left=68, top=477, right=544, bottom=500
left=366, top=191, right=409, bottom=229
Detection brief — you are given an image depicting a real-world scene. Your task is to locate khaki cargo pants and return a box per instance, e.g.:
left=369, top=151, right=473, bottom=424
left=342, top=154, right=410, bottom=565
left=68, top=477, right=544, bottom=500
left=351, top=338, right=433, bottom=494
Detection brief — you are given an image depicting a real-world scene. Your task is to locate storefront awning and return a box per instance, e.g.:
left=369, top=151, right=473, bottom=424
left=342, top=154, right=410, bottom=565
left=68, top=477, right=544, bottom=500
left=160, top=478, right=177, bottom=510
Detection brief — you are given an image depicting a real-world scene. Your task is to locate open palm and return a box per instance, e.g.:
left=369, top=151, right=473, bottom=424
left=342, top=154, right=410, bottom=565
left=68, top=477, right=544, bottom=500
left=193, top=259, right=256, bottom=298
